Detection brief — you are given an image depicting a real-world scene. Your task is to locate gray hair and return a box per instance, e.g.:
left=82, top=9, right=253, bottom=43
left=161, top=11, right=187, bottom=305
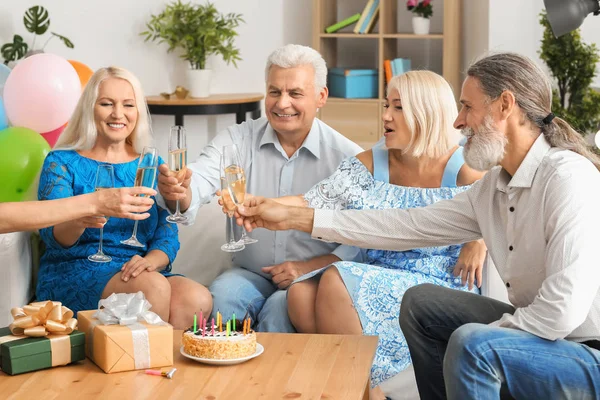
left=264, top=44, right=327, bottom=93
left=467, top=53, right=600, bottom=171
left=54, top=66, right=152, bottom=153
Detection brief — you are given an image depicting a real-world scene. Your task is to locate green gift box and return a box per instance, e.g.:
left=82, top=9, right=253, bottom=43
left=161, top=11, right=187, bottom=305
left=0, top=326, right=85, bottom=375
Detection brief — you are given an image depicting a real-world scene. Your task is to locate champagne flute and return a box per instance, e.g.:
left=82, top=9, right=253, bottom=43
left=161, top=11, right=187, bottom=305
left=121, top=146, right=158, bottom=247
left=223, top=144, right=258, bottom=245
left=166, top=125, right=188, bottom=223
left=221, top=153, right=245, bottom=253
left=88, top=164, right=115, bottom=263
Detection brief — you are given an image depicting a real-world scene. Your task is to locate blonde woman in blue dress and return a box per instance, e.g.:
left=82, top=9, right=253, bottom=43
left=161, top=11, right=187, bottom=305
left=277, top=71, right=488, bottom=399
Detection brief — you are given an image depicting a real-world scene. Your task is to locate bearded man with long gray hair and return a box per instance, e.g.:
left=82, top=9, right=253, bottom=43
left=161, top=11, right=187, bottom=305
left=234, top=52, right=600, bottom=399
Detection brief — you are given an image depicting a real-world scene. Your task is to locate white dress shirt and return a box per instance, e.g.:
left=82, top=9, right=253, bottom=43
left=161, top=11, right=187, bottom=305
left=158, top=117, right=362, bottom=277
left=312, top=134, right=600, bottom=342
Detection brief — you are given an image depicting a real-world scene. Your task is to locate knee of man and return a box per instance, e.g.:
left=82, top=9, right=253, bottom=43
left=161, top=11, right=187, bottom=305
left=445, top=323, right=488, bottom=367
left=263, top=291, right=287, bottom=312
left=399, top=283, right=437, bottom=325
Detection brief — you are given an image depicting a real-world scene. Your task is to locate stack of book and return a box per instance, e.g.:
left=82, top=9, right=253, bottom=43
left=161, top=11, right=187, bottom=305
left=324, top=0, right=380, bottom=34
left=384, top=58, right=412, bottom=83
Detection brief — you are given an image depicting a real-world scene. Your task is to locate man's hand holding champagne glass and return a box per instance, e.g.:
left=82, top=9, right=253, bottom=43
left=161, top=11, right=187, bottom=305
left=158, top=125, right=192, bottom=223
left=234, top=196, right=316, bottom=234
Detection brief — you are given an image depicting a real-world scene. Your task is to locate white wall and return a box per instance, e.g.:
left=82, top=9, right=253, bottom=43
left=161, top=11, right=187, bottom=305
left=461, top=0, right=489, bottom=78
left=0, top=0, right=313, bottom=158
left=487, top=0, right=600, bottom=88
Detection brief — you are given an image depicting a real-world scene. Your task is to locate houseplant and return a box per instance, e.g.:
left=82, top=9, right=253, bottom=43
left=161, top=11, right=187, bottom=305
left=1, top=5, right=74, bottom=65
left=407, top=0, right=433, bottom=35
left=141, top=0, right=244, bottom=98
left=538, top=11, right=600, bottom=136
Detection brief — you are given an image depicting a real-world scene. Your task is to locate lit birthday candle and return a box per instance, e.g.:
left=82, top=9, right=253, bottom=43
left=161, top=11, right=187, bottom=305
left=199, top=311, right=203, bottom=333
left=232, top=313, right=236, bottom=331
left=226, top=320, right=231, bottom=337
left=193, top=312, right=197, bottom=333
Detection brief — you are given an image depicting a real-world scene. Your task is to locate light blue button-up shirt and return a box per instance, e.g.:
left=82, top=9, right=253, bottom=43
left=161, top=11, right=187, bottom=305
left=168, top=117, right=363, bottom=277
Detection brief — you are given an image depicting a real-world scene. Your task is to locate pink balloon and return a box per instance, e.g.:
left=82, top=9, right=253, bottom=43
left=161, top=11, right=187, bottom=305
left=4, top=53, right=81, bottom=133
left=40, top=123, right=67, bottom=148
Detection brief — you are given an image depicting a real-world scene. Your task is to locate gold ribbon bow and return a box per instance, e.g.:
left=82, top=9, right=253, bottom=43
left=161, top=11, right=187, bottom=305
left=9, top=300, right=78, bottom=337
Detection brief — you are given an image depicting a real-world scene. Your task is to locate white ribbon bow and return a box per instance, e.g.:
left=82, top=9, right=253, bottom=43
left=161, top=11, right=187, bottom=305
left=94, top=292, right=166, bottom=326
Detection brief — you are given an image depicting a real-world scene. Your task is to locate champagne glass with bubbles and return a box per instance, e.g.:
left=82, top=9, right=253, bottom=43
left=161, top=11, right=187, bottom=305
left=88, top=164, right=115, bottom=263
left=221, top=153, right=245, bottom=252
left=223, top=144, right=258, bottom=245
left=166, top=125, right=188, bottom=223
left=121, top=146, right=158, bottom=247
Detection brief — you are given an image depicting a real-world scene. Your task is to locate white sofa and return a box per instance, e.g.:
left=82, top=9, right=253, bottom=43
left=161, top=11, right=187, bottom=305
left=0, top=198, right=508, bottom=399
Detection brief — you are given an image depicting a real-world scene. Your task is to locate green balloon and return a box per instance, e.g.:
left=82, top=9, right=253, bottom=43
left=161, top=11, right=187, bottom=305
left=0, top=127, right=50, bottom=202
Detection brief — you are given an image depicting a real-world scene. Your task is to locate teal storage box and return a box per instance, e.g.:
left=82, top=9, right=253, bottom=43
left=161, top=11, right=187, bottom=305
left=328, top=68, right=378, bottom=98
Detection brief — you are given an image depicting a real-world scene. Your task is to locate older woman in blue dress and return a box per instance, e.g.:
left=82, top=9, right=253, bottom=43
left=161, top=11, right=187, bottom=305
left=37, top=66, right=211, bottom=329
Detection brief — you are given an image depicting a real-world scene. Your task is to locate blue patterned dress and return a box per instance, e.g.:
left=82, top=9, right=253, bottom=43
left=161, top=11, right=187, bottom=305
left=37, top=150, right=181, bottom=313
left=295, top=146, right=480, bottom=387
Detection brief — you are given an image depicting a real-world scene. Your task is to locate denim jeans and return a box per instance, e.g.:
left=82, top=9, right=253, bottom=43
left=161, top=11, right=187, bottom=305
left=399, top=283, right=600, bottom=400
left=209, top=267, right=295, bottom=333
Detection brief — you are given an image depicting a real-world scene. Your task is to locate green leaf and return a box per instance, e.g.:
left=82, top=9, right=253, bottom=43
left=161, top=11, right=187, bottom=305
left=140, top=0, right=244, bottom=69
left=539, top=11, right=600, bottom=135
left=24, top=6, right=50, bottom=35
left=50, top=32, right=74, bottom=48
left=1, top=34, right=28, bottom=64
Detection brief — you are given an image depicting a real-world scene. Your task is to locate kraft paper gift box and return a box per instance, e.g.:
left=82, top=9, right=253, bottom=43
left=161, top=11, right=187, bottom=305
left=77, top=292, right=173, bottom=374
left=0, top=300, right=85, bottom=375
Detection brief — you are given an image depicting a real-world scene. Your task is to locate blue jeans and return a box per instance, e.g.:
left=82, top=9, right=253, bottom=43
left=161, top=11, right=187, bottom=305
left=445, top=323, right=600, bottom=400
left=209, top=267, right=295, bottom=333
left=400, top=283, right=600, bottom=400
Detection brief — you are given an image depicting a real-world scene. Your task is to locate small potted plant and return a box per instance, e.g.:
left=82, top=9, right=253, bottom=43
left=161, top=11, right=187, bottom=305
left=141, top=0, right=244, bottom=98
left=1, top=5, right=74, bottom=65
left=407, top=0, right=433, bottom=35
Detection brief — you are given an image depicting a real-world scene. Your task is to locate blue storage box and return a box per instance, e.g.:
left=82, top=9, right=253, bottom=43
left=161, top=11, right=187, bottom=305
left=328, top=68, right=378, bottom=99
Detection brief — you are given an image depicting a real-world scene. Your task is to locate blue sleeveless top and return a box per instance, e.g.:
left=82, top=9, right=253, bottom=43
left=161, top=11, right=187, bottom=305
left=372, top=146, right=465, bottom=187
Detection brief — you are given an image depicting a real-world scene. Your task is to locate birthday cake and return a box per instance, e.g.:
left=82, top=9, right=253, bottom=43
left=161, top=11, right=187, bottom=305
left=182, top=318, right=256, bottom=360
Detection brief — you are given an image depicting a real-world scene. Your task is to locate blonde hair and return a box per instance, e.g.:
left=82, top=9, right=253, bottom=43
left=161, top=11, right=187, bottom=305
left=54, top=66, right=152, bottom=153
left=386, top=70, right=460, bottom=158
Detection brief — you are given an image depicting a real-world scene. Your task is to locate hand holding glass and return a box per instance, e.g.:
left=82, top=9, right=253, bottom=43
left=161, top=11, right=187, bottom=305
left=220, top=152, right=245, bottom=253
left=88, top=164, right=115, bottom=263
left=121, top=146, right=158, bottom=247
left=223, top=144, right=257, bottom=245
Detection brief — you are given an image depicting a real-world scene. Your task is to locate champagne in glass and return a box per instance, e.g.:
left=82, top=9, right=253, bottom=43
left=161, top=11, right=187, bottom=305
left=121, top=147, right=158, bottom=247
left=223, top=144, right=258, bottom=245
left=220, top=154, right=245, bottom=253
left=166, top=126, right=188, bottom=223
left=88, top=164, right=115, bottom=263
left=224, top=164, right=246, bottom=206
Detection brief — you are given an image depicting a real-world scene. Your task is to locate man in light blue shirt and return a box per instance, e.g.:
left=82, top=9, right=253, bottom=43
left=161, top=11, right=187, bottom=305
left=157, top=44, right=362, bottom=332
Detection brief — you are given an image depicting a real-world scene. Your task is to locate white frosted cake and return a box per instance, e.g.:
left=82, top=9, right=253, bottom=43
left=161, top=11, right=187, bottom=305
left=182, top=325, right=256, bottom=359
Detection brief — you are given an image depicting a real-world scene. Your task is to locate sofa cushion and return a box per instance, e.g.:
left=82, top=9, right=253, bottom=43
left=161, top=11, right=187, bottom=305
left=172, top=198, right=233, bottom=286
left=0, top=231, right=33, bottom=326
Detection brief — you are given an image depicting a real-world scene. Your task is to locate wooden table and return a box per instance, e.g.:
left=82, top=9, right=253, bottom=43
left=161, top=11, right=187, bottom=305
left=0, top=331, right=377, bottom=400
left=146, top=93, right=264, bottom=126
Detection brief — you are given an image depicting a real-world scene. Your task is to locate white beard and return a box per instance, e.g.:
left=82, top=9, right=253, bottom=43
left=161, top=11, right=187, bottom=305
left=462, top=115, right=507, bottom=171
